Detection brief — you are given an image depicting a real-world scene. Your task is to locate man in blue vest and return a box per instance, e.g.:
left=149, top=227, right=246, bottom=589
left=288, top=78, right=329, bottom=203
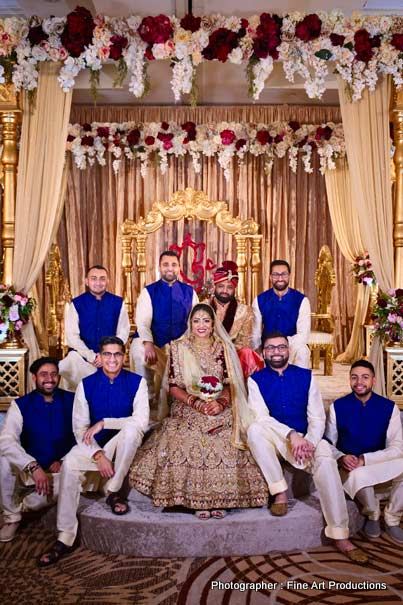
left=326, top=359, right=403, bottom=544
left=0, top=357, right=75, bottom=542
left=59, top=265, right=130, bottom=390
left=38, top=336, right=149, bottom=566
left=247, top=332, right=368, bottom=563
left=130, top=250, right=198, bottom=409
left=252, top=260, right=311, bottom=368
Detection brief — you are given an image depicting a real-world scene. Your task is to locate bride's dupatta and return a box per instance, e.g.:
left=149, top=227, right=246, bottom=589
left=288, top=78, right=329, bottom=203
left=158, top=307, right=254, bottom=450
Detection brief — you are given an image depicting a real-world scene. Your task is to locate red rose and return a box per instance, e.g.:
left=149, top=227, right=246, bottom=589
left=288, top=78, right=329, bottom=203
left=256, top=130, right=272, bottom=145
left=289, top=121, right=300, bottom=131
left=28, top=25, right=49, bottom=46
left=61, top=6, right=95, bottom=58
left=315, top=126, right=333, bottom=141
left=253, top=36, right=280, bottom=59
left=180, top=14, right=201, bottom=33
left=67, top=134, right=75, bottom=142
left=138, top=14, right=173, bottom=45
left=274, top=133, right=284, bottom=143
left=96, top=126, right=109, bottom=138
left=396, top=288, right=403, bottom=298
left=202, top=28, right=239, bottom=62
left=220, top=129, right=236, bottom=145
left=295, top=14, right=322, bottom=42
left=161, top=121, right=169, bottom=131
left=354, top=29, right=374, bottom=62
left=241, top=18, right=249, bottom=29
left=235, top=138, right=247, bottom=150
left=109, top=35, right=128, bottom=60
left=201, top=375, right=220, bottom=387
left=82, top=123, right=92, bottom=131
left=145, top=135, right=155, bottom=145
left=182, top=121, right=196, bottom=142
left=157, top=132, right=174, bottom=150
left=391, top=33, right=403, bottom=52
left=330, top=33, right=345, bottom=47
left=81, top=135, right=94, bottom=146
left=144, top=46, right=155, bottom=61
left=127, top=129, right=141, bottom=146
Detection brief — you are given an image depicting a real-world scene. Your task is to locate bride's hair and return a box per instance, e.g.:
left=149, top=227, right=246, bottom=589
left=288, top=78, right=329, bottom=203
left=189, top=303, right=215, bottom=323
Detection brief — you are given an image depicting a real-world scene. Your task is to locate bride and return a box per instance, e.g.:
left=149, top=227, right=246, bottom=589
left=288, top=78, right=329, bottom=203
left=129, top=303, right=267, bottom=519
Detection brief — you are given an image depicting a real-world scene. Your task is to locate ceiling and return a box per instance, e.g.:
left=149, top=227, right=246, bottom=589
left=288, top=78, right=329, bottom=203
left=0, top=0, right=402, bottom=106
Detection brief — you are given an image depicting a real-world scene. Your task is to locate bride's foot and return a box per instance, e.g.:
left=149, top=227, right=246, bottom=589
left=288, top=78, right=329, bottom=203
left=195, top=510, right=211, bottom=520
left=211, top=509, right=227, bottom=519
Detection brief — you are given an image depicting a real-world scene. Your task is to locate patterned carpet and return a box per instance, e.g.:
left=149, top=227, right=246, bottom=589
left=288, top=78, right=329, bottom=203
left=1, top=515, right=402, bottom=605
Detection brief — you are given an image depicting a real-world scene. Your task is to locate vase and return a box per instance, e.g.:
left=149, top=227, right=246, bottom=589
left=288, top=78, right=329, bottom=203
left=0, top=331, right=24, bottom=349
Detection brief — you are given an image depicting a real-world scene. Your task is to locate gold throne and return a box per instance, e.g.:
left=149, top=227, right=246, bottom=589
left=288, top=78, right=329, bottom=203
left=308, top=245, right=336, bottom=376
left=120, top=188, right=262, bottom=328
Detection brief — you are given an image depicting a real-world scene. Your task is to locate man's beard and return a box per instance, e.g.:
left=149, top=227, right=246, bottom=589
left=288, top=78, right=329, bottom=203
left=273, top=281, right=289, bottom=292
left=265, top=356, right=288, bottom=369
left=214, top=292, right=235, bottom=304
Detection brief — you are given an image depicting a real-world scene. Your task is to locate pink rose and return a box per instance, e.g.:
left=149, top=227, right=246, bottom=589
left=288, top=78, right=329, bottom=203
left=220, top=129, right=236, bottom=145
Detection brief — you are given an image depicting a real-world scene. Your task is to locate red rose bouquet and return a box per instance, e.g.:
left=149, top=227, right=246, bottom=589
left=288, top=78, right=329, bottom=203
left=196, top=375, right=223, bottom=400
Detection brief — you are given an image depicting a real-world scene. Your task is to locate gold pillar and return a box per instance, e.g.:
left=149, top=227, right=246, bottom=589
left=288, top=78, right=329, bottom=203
left=121, top=234, right=134, bottom=330
left=0, top=84, right=21, bottom=285
left=135, top=234, right=147, bottom=294
left=392, top=87, right=403, bottom=287
left=235, top=235, right=247, bottom=304
left=250, top=235, right=262, bottom=303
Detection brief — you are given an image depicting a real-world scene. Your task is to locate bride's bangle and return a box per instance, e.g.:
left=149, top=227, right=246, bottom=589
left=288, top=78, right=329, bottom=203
left=186, top=394, right=197, bottom=407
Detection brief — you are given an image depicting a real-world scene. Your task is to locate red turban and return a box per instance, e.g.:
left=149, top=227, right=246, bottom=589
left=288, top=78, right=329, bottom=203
left=213, top=260, right=239, bottom=285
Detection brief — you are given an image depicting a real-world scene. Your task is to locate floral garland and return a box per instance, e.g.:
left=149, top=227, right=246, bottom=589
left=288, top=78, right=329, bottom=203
left=352, top=252, right=376, bottom=286
left=0, top=8, right=401, bottom=102
left=67, top=120, right=345, bottom=179
left=372, top=288, right=403, bottom=344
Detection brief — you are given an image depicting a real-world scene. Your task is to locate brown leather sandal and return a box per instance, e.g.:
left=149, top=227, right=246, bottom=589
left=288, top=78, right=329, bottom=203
left=106, top=493, right=130, bottom=515
left=37, top=540, right=74, bottom=567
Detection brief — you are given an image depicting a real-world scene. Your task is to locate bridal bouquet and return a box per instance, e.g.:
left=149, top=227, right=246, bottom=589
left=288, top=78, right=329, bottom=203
left=0, top=285, right=35, bottom=343
left=196, top=375, right=223, bottom=400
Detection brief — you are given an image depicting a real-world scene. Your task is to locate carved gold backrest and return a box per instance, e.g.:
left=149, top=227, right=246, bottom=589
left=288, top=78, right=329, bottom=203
left=313, top=245, right=336, bottom=333
left=45, top=244, right=72, bottom=357
left=121, top=188, right=262, bottom=328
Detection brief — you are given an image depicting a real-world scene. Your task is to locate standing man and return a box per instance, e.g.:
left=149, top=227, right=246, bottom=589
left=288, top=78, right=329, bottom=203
left=130, top=250, right=198, bottom=407
left=252, top=260, right=311, bottom=368
left=39, top=336, right=149, bottom=566
left=59, top=265, right=130, bottom=390
left=0, top=357, right=75, bottom=542
left=326, top=359, right=403, bottom=544
left=247, top=332, right=368, bottom=563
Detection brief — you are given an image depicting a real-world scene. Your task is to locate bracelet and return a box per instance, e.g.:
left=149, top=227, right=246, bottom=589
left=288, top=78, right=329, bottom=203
left=186, top=394, right=197, bottom=407
left=26, top=461, right=41, bottom=475
left=217, top=397, right=230, bottom=408
left=93, top=450, right=104, bottom=462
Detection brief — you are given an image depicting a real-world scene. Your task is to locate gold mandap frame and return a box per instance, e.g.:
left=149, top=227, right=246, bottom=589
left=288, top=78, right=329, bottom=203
left=121, top=188, right=262, bottom=328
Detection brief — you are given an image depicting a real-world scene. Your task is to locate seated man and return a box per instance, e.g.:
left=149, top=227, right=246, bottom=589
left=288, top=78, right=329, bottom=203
left=130, top=250, right=198, bottom=407
left=326, top=359, right=403, bottom=544
left=247, top=332, right=368, bottom=563
left=59, top=265, right=130, bottom=390
left=252, top=260, right=311, bottom=368
left=39, top=336, right=149, bottom=566
left=0, top=357, right=75, bottom=542
left=210, top=260, right=263, bottom=376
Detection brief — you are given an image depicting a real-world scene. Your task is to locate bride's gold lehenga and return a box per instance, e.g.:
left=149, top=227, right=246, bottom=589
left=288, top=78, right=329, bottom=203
left=129, top=336, right=268, bottom=509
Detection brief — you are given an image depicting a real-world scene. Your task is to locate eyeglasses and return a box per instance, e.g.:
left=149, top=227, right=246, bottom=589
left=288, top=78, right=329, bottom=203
left=263, top=344, right=289, bottom=352
left=101, top=352, right=124, bottom=359
left=271, top=272, right=289, bottom=279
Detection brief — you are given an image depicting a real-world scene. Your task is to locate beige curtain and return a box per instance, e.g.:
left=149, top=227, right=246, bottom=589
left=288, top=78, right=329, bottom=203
left=338, top=77, right=394, bottom=393
left=13, top=62, right=72, bottom=366
left=57, top=104, right=355, bottom=354
left=325, top=157, right=370, bottom=362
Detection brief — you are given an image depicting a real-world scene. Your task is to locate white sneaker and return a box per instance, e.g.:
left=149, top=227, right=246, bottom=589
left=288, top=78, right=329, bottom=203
left=0, top=521, right=20, bottom=542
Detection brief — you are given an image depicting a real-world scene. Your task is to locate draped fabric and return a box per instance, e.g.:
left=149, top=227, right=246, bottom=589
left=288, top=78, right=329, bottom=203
left=56, top=104, right=354, bottom=354
left=338, top=77, right=394, bottom=393
left=325, top=157, right=369, bottom=362
left=12, top=62, right=72, bottom=370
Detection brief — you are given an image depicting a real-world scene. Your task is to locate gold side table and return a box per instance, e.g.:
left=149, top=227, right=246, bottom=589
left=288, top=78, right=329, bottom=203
left=385, top=345, right=403, bottom=410
left=0, top=346, right=28, bottom=411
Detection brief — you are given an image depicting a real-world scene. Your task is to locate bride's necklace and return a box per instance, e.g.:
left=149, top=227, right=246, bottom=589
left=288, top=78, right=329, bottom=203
left=189, top=336, right=214, bottom=369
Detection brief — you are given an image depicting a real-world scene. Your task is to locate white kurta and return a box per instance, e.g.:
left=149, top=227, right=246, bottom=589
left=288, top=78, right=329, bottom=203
left=251, top=294, right=311, bottom=368
left=247, top=373, right=350, bottom=540
left=56, top=375, right=149, bottom=546
left=0, top=402, right=60, bottom=522
left=325, top=401, right=403, bottom=526
left=59, top=298, right=130, bottom=390
left=130, top=285, right=198, bottom=403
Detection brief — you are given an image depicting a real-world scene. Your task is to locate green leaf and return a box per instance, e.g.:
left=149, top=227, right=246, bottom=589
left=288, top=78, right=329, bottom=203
left=315, top=49, right=332, bottom=61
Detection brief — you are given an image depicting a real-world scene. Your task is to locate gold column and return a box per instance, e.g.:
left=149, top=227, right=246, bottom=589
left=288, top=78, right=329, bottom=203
left=0, top=84, right=21, bottom=285
left=392, top=87, right=403, bottom=287
left=250, top=235, right=262, bottom=303
left=135, top=234, right=147, bottom=294
left=121, top=234, right=135, bottom=330
left=235, top=235, right=247, bottom=304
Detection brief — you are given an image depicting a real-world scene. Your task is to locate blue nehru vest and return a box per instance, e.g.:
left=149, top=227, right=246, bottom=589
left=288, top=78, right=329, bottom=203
left=16, top=389, right=75, bottom=470
left=251, top=365, right=312, bottom=434
left=333, top=391, right=394, bottom=457
left=73, top=291, right=123, bottom=353
left=82, top=368, right=142, bottom=447
left=146, top=279, right=194, bottom=348
left=257, top=288, right=305, bottom=339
